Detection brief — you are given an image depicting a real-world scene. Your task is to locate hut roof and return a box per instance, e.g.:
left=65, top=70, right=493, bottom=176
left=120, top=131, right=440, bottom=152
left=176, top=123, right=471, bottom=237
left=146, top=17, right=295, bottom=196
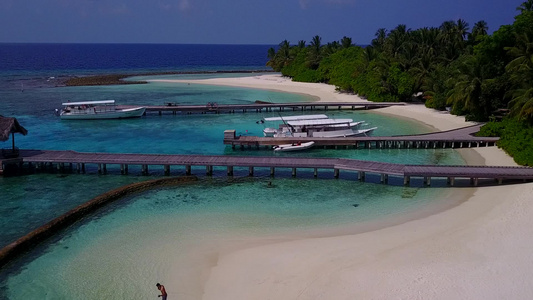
left=0, top=115, right=28, bottom=142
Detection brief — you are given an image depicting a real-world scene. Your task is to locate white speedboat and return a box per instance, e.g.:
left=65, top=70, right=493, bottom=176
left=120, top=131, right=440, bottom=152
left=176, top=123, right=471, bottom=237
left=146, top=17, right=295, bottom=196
left=311, top=127, right=377, bottom=137
left=263, top=114, right=329, bottom=122
left=59, top=100, right=145, bottom=120
left=273, top=141, right=315, bottom=152
left=262, top=115, right=373, bottom=138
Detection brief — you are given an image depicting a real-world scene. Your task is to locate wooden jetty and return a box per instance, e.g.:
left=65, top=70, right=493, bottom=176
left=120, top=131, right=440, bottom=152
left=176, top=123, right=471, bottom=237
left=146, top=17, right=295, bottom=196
left=120, top=101, right=405, bottom=115
left=3, top=149, right=533, bottom=187
left=224, top=124, right=499, bottom=149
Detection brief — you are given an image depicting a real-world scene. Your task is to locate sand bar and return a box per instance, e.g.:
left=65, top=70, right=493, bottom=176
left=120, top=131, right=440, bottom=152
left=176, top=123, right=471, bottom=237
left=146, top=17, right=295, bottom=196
left=150, top=74, right=533, bottom=299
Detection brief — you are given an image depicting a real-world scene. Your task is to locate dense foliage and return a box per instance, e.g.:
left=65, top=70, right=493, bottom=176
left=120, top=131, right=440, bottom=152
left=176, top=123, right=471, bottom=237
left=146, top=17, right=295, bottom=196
left=267, top=0, right=533, bottom=165
left=478, top=118, right=533, bottom=165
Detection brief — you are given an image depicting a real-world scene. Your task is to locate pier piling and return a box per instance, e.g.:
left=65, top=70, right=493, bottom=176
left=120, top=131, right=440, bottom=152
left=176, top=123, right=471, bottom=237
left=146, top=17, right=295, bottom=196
left=227, top=166, right=233, bottom=176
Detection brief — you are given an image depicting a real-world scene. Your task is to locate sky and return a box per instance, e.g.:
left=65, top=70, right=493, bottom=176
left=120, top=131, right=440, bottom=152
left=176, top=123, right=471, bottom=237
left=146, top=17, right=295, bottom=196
left=0, top=0, right=525, bottom=45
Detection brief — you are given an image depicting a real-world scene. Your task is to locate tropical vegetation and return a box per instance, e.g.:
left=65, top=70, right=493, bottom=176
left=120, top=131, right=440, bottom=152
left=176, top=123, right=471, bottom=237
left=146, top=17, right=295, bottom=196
left=266, top=0, right=533, bottom=165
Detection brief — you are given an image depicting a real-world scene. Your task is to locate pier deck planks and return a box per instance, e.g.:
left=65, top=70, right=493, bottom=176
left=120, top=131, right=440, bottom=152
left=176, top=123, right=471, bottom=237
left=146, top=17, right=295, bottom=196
left=224, top=124, right=499, bottom=147
left=11, top=149, right=533, bottom=184
left=120, top=101, right=405, bottom=114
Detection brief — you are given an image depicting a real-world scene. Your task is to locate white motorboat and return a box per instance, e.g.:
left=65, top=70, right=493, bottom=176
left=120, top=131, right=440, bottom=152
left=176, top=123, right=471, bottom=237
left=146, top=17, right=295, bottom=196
left=273, top=141, right=315, bottom=152
left=263, top=114, right=329, bottom=122
left=311, top=127, right=377, bottom=137
left=262, top=115, right=373, bottom=138
left=59, top=100, right=145, bottom=120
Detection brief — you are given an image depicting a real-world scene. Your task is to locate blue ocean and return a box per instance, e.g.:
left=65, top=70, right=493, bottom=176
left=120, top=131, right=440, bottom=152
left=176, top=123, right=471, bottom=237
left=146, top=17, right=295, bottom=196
left=0, top=44, right=467, bottom=299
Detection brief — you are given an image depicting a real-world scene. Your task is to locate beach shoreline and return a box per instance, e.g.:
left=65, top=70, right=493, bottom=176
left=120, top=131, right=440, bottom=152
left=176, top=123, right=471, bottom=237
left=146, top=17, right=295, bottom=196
left=149, top=74, right=533, bottom=299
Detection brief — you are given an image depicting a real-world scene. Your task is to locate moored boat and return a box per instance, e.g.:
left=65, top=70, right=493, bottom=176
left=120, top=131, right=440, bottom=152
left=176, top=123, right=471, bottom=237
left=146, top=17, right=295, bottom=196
left=58, top=100, right=145, bottom=120
left=261, top=114, right=374, bottom=138
left=273, top=141, right=315, bottom=152
left=263, top=114, right=329, bottom=122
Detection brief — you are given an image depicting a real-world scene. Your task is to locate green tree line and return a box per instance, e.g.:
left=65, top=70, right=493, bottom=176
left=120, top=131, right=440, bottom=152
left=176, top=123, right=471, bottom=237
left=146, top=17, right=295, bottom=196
left=266, top=0, right=533, bottom=165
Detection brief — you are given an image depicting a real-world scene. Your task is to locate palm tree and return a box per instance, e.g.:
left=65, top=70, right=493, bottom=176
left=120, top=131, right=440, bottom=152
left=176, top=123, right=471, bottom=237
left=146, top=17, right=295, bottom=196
left=371, top=28, right=387, bottom=52
left=470, top=20, right=488, bottom=44
left=439, top=20, right=456, bottom=40
left=517, top=0, right=533, bottom=12
left=278, top=40, right=292, bottom=67
left=397, top=41, right=418, bottom=71
left=410, top=48, right=435, bottom=92
left=357, top=46, right=379, bottom=74
left=310, top=35, right=322, bottom=52
left=385, top=25, right=410, bottom=58
left=307, top=35, right=323, bottom=69
left=422, top=64, right=450, bottom=109
left=508, top=87, right=533, bottom=120
left=456, top=19, right=470, bottom=41
left=447, top=56, right=485, bottom=116
left=505, top=32, right=533, bottom=120
left=438, top=20, right=469, bottom=61
left=266, top=40, right=292, bottom=71
left=341, top=36, right=353, bottom=49
left=505, top=33, right=533, bottom=76
left=472, top=20, right=488, bottom=37
left=266, top=47, right=276, bottom=68
left=322, top=41, right=339, bottom=57
left=297, top=40, right=306, bottom=48
left=413, top=27, right=439, bottom=60
left=394, top=24, right=409, bottom=36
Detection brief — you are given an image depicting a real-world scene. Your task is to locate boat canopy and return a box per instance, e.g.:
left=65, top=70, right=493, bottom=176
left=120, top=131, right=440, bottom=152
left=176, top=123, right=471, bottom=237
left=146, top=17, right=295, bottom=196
left=263, top=114, right=328, bottom=122
left=287, top=118, right=354, bottom=126
left=62, top=100, right=115, bottom=106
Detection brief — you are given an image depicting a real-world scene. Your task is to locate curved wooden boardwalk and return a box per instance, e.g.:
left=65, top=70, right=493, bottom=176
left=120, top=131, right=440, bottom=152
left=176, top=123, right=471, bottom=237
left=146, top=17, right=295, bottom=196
left=225, top=124, right=500, bottom=148
left=5, top=149, right=532, bottom=187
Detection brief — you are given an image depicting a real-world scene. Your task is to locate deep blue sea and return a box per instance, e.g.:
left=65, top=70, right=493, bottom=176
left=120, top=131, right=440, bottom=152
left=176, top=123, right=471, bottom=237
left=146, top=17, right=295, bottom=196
left=0, top=43, right=271, bottom=73
left=0, top=44, right=467, bottom=299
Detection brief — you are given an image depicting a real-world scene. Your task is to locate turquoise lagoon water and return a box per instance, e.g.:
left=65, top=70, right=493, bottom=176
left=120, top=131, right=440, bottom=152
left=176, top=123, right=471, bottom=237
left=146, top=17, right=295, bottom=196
left=1, top=178, right=462, bottom=299
left=0, top=74, right=467, bottom=299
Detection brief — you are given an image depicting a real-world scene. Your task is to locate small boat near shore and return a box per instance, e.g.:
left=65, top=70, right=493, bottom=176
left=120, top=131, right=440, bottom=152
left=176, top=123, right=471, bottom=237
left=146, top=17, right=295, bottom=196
left=58, top=100, right=145, bottom=120
left=273, top=141, right=315, bottom=152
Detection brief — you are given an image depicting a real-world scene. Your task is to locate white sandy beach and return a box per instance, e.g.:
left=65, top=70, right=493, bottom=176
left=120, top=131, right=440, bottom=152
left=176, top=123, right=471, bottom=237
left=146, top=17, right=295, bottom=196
left=151, top=74, right=533, bottom=299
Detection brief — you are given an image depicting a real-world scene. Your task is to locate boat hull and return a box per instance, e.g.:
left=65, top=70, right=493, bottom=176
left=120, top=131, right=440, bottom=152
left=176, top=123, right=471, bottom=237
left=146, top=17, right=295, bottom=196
left=273, top=141, right=315, bottom=152
left=60, top=107, right=146, bottom=120
left=310, top=127, right=376, bottom=138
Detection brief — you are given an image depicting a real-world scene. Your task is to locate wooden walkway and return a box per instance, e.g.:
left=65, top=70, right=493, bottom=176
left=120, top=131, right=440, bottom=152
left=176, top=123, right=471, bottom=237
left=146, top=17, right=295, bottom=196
left=3, top=149, right=532, bottom=187
left=120, top=101, right=405, bottom=115
left=224, top=124, right=500, bottom=149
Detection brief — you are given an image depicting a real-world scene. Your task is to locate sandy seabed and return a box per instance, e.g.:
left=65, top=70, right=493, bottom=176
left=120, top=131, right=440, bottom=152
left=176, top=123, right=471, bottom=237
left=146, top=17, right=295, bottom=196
left=150, top=75, right=533, bottom=299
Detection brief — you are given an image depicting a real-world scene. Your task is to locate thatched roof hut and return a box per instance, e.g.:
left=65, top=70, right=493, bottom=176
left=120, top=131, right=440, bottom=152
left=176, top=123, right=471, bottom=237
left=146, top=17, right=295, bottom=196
left=0, top=116, right=28, bottom=141
left=0, top=116, right=28, bottom=156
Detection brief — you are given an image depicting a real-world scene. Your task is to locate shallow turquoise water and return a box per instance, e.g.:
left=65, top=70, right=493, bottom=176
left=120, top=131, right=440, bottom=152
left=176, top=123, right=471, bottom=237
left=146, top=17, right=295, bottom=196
left=0, top=75, right=467, bottom=299
left=1, top=177, right=455, bottom=299
left=7, top=74, right=458, bottom=163
left=0, top=174, right=146, bottom=248
left=0, top=74, right=465, bottom=248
